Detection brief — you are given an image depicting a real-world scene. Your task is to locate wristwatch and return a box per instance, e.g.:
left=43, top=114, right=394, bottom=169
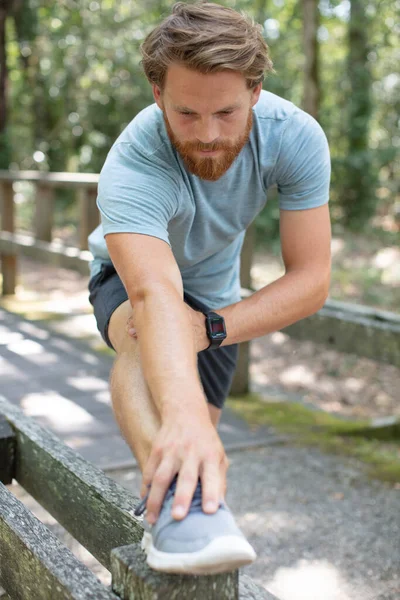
left=204, top=311, right=227, bottom=350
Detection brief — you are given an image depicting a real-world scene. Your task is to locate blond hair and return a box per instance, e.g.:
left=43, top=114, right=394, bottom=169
left=140, top=2, right=274, bottom=90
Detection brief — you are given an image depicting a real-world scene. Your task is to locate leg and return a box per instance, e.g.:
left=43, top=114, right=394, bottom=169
left=108, top=300, right=221, bottom=473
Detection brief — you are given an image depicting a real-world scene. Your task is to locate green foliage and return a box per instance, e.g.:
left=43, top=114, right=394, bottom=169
left=0, top=130, right=12, bottom=169
left=3, top=0, right=399, bottom=233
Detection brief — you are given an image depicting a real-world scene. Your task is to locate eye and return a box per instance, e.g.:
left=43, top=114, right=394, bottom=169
left=218, top=111, right=234, bottom=116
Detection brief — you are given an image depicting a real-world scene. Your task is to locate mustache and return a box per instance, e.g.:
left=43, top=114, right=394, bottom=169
left=179, top=141, right=230, bottom=152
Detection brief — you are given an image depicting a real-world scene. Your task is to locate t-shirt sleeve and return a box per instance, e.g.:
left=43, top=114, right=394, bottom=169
left=96, top=141, right=180, bottom=245
left=274, top=110, right=331, bottom=210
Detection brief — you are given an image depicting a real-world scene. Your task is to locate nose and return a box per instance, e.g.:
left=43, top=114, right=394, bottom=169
left=194, top=118, right=220, bottom=146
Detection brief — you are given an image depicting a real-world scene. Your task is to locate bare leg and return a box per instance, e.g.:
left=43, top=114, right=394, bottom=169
left=108, top=300, right=221, bottom=473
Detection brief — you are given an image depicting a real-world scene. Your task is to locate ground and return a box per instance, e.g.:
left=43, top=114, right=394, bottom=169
left=2, top=223, right=399, bottom=422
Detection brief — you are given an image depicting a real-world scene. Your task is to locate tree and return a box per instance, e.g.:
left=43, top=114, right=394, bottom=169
left=0, top=0, right=13, bottom=168
left=340, top=0, right=377, bottom=228
left=302, top=0, right=320, bottom=120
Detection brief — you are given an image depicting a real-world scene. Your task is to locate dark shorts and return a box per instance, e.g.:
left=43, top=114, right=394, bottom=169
left=88, top=262, right=239, bottom=410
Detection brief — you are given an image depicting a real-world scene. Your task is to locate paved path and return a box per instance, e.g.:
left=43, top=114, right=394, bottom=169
left=1, top=306, right=399, bottom=600
left=0, top=307, right=281, bottom=470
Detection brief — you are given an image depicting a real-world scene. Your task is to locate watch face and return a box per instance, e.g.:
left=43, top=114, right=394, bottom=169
left=210, top=318, right=226, bottom=337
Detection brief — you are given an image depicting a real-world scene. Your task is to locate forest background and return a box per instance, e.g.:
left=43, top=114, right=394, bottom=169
left=1, top=0, right=399, bottom=311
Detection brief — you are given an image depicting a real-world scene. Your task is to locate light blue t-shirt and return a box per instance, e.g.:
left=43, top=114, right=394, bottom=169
left=88, top=90, right=330, bottom=308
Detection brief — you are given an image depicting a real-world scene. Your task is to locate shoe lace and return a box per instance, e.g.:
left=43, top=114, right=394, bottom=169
left=134, top=476, right=205, bottom=518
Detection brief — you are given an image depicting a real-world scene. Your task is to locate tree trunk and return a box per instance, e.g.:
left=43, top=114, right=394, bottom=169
left=302, top=0, right=320, bottom=120
left=341, top=0, right=376, bottom=228
left=0, top=1, right=12, bottom=167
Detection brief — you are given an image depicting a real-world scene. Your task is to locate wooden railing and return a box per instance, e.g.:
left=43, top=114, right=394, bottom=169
left=0, top=169, right=256, bottom=394
left=0, top=397, right=273, bottom=600
left=1, top=170, right=399, bottom=391
left=0, top=170, right=99, bottom=293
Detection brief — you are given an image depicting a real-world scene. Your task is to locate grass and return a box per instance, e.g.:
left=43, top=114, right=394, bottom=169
left=226, top=393, right=400, bottom=486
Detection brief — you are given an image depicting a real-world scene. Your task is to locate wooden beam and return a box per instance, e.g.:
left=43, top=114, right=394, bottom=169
left=0, top=170, right=99, bottom=188
left=0, top=396, right=144, bottom=571
left=35, top=185, right=54, bottom=242
left=282, top=299, right=400, bottom=368
left=0, top=231, right=91, bottom=277
left=0, top=483, right=118, bottom=600
left=239, top=574, right=280, bottom=599
left=231, top=226, right=255, bottom=395
left=78, top=187, right=100, bottom=250
left=111, top=544, right=239, bottom=600
left=0, top=416, right=15, bottom=485
left=0, top=181, right=16, bottom=294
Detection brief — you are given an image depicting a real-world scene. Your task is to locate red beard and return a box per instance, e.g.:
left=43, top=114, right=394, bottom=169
left=163, top=110, right=253, bottom=181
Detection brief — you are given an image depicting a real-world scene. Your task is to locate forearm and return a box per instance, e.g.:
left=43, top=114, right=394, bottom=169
left=219, top=269, right=329, bottom=346
left=130, top=283, right=208, bottom=420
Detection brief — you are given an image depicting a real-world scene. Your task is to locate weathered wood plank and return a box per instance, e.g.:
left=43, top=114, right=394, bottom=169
left=111, top=544, right=239, bottom=600
left=35, top=185, right=54, bottom=242
left=282, top=299, right=400, bottom=367
left=239, top=574, right=279, bottom=600
left=0, top=416, right=15, bottom=485
left=0, top=396, right=143, bottom=571
left=231, top=342, right=251, bottom=396
left=0, top=482, right=118, bottom=600
left=231, top=225, right=255, bottom=396
left=0, top=181, right=16, bottom=295
left=0, top=232, right=91, bottom=276
left=0, top=170, right=99, bottom=188
left=78, top=188, right=100, bottom=251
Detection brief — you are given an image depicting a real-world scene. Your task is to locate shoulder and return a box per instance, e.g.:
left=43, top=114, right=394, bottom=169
left=253, top=89, right=298, bottom=122
left=99, top=104, right=181, bottom=188
left=254, top=90, right=326, bottom=139
left=112, top=103, right=175, bottom=162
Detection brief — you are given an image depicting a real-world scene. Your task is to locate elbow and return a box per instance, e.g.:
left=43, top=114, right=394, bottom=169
left=314, top=287, right=329, bottom=312
left=128, top=279, right=183, bottom=308
left=310, top=273, right=330, bottom=314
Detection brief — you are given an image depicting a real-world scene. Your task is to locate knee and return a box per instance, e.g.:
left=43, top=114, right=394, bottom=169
left=107, top=300, right=137, bottom=354
left=110, top=326, right=139, bottom=356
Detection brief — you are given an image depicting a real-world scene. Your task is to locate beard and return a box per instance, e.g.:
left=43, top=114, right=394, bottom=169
left=162, top=109, right=253, bottom=181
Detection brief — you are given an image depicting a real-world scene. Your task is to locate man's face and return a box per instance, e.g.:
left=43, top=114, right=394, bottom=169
left=153, top=64, right=262, bottom=181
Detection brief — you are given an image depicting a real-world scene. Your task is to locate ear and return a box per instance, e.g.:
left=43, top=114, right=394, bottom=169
left=251, top=82, right=262, bottom=107
left=152, top=84, right=163, bottom=109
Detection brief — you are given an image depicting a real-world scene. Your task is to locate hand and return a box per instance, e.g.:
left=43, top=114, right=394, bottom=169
left=140, top=410, right=229, bottom=524
left=126, top=305, right=209, bottom=353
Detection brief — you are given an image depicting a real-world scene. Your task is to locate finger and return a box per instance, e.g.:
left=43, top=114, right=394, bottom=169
left=172, top=461, right=199, bottom=520
left=140, top=449, right=161, bottom=498
left=200, top=460, right=223, bottom=514
left=145, top=461, right=177, bottom=524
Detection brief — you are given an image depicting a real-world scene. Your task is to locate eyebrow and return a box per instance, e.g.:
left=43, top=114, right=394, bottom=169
left=172, top=103, right=241, bottom=114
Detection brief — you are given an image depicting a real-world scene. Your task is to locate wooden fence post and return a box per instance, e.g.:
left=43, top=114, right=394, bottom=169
left=230, top=223, right=255, bottom=396
left=0, top=181, right=16, bottom=295
left=79, top=187, right=99, bottom=250
left=35, top=184, right=54, bottom=242
left=111, top=544, right=239, bottom=600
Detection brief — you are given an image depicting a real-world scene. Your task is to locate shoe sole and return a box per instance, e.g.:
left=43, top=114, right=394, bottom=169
left=141, top=531, right=257, bottom=575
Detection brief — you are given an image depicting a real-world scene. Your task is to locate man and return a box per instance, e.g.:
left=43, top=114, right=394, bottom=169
left=88, top=1, right=331, bottom=575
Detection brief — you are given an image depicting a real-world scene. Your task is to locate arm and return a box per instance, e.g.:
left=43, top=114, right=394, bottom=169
left=105, top=232, right=228, bottom=522
left=217, top=203, right=331, bottom=344
left=127, top=204, right=331, bottom=349
left=105, top=232, right=208, bottom=416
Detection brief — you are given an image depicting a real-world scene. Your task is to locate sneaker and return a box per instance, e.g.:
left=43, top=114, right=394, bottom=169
left=134, top=475, right=257, bottom=575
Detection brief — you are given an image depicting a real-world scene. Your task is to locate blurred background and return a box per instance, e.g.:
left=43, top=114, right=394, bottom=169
left=1, top=0, right=399, bottom=311
left=1, top=8, right=399, bottom=595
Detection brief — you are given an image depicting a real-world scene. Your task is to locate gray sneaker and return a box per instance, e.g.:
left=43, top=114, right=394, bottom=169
left=134, top=475, right=257, bottom=575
